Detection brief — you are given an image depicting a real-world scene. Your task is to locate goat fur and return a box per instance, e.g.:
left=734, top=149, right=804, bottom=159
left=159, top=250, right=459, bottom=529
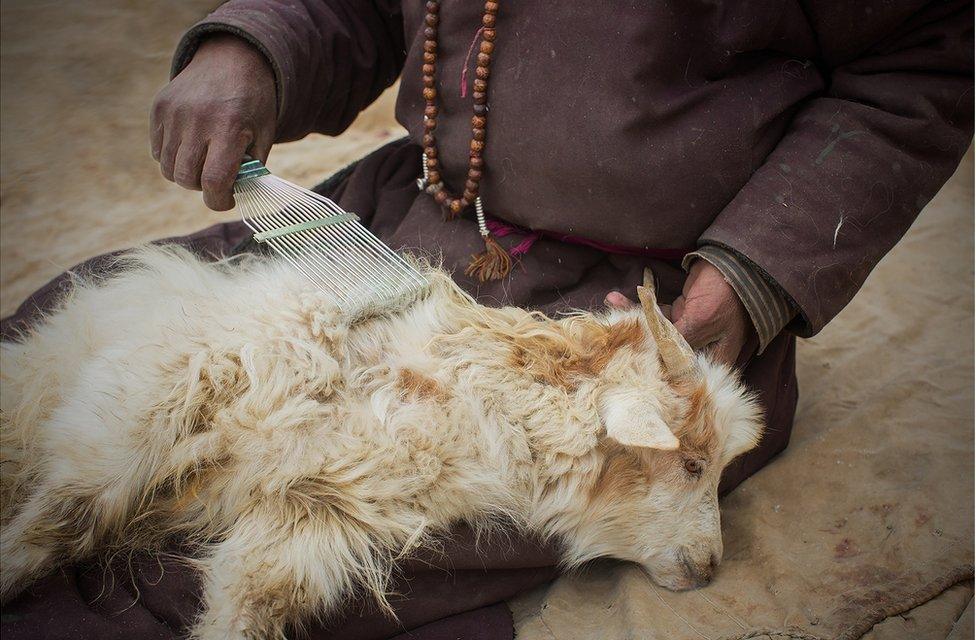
left=0, top=246, right=762, bottom=639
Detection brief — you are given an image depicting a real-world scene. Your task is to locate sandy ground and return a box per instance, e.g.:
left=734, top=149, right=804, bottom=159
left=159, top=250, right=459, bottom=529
left=1, top=1, right=973, bottom=638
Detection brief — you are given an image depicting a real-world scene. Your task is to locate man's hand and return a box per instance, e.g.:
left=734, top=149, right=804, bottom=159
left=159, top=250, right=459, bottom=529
left=605, top=260, right=753, bottom=366
left=150, top=34, right=277, bottom=211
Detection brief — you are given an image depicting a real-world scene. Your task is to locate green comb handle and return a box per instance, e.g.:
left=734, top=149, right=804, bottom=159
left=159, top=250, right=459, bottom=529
left=236, top=155, right=270, bottom=181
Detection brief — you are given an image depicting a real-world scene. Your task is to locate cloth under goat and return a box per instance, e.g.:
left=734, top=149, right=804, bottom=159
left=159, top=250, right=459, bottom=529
left=0, top=139, right=797, bottom=640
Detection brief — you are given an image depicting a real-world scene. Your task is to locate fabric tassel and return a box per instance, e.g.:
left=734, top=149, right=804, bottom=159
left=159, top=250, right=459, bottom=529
left=465, top=233, right=512, bottom=282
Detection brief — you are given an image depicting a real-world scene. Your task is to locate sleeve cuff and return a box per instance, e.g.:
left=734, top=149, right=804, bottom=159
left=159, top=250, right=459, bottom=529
left=682, top=245, right=796, bottom=354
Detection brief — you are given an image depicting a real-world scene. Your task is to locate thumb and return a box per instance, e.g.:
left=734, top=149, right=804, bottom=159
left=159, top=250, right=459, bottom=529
left=604, top=291, right=636, bottom=309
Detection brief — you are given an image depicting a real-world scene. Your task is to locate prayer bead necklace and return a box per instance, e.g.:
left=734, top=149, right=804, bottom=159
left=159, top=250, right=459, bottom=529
left=417, top=0, right=511, bottom=281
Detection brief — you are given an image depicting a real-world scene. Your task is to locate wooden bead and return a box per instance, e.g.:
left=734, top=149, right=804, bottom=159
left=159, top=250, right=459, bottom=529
left=419, top=1, right=500, bottom=213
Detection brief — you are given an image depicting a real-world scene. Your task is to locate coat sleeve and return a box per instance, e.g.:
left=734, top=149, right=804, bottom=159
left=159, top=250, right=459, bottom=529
left=171, top=0, right=405, bottom=142
left=697, top=0, right=973, bottom=337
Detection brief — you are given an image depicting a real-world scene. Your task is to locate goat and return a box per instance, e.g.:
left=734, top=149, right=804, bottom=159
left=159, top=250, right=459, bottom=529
left=0, top=246, right=762, bottom=639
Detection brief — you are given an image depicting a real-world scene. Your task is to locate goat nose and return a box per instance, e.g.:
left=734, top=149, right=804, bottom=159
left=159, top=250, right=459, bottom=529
left=680, top=557, right=714, bottom=588
left=695, top=563, right=714, bottom=587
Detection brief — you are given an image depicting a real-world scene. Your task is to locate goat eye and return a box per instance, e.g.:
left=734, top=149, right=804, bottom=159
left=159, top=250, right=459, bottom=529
left=683, top=458, right=705, bottom=476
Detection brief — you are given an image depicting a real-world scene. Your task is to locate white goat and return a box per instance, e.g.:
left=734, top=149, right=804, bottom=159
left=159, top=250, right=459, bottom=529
left=0, top=246, right=761, bottom=639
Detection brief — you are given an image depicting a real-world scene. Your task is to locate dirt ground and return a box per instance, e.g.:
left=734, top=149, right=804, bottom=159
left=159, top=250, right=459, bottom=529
left=1, top=2, right=972, bottom=639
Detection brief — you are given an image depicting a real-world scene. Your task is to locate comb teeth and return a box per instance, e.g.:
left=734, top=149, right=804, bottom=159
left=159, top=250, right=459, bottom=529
left=234, top=163, right=428, bottom=320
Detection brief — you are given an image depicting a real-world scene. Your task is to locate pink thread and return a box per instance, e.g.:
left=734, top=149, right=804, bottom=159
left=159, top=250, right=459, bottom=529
left=485, top=217, right=692, bottom=261
left=459, top=26, right=485, bottom=98
left=509, top=234, right=542, bottom=257
left=486, top=218, right=517, bottom=237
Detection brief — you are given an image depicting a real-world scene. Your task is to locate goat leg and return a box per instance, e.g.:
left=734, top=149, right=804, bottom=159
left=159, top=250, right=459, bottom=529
left=191, top=502, right=392, bottom=640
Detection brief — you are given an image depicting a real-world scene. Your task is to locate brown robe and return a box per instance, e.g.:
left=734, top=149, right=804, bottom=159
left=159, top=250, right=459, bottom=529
left=2, top=0, right=971, bottom=638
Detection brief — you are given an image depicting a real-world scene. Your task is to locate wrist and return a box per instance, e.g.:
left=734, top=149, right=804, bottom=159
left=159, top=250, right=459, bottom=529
left=191, top=34, right=273, bottom=78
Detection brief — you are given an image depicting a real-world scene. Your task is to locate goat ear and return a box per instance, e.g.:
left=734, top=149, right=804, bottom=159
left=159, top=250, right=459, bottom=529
left=723, top=420, right=761, bottom=461
left=600, top=390, right=680, bottom=450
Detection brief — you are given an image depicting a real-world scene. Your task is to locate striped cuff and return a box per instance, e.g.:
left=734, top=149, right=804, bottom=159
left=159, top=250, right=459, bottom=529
left=682, top=245, right=796, bottom=354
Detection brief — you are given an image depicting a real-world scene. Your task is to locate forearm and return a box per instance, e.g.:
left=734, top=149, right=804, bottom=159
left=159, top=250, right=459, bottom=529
left=697, top=0, right=973, bottom=336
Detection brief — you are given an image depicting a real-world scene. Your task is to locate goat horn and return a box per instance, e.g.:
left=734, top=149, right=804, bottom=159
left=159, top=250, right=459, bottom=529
left=636, top=268, right=700, bottom=383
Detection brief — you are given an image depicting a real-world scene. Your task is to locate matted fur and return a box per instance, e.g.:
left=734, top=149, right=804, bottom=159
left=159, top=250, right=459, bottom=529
left=0, top=246, right=762, bottom=639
